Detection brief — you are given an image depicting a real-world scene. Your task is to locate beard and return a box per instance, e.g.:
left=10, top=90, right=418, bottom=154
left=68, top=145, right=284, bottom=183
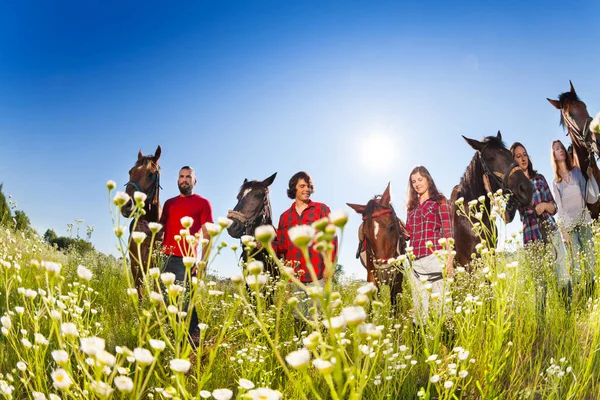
left=178, top=183, right=193, bottom=196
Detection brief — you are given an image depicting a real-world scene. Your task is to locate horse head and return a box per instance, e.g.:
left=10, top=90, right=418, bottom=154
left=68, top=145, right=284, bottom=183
left=347, top=183, right=405, bottom=266
left=227, top=173, right=277, bottom=238
left=347, top=183, right=407, bottom=308
left=463, top=131, right=532, bottom=207
left=548, top=81, right=600, bottom=160
left=121, top=146, right=162, bottom=219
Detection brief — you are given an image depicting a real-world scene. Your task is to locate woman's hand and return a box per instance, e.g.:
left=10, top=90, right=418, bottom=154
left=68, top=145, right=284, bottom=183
left=535, top=203, right=547, bottom=215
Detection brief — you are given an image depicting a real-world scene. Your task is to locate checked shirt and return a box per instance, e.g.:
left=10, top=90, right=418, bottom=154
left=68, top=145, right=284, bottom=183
left=274, top=200, right=337, bottom=282
left=507, top=173, right=557, bottom=244
left=406, top=197, right=454, bottom=260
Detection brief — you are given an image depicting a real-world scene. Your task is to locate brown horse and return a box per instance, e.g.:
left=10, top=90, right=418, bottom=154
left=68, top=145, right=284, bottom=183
left=548, top=81, right=600, bottom=218
left=121, top=146, right=162, bottom=299
left=347, top=183, right=410, bottom=309
left=450, top=133, right=532, bottom=267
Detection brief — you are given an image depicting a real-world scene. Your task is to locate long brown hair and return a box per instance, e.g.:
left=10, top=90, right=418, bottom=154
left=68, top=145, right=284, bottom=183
left=550, top=140, right=574, bottom=183
left=406, top=166, right=445, bottom=212
left=509, top=142, right=537, bottom=178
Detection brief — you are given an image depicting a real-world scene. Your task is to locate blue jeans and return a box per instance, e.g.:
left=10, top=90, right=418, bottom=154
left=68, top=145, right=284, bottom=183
left=566, top=225, right=596, bottom=285
left=162, top=255, right=199, bottom=334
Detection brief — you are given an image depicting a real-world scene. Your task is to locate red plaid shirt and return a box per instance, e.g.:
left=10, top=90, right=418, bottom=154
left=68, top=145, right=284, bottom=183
left=406, top=197, right=453, bottom=260
left=274, top=200, right=337, bottom=282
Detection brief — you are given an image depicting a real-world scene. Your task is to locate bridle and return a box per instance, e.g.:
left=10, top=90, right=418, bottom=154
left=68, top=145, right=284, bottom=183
left=125, top=161, right=161, bottom=210
left=562, top=107, right=596, bottom=160
left=477, top=145, right=521, bottom=194
left=241, top=190, right=272, bottom=236
left=361, top=205, right=404, bottom=270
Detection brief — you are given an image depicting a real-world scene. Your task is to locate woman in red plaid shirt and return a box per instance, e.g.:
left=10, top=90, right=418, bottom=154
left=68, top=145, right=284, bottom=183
left=406, top=166, right=454, bottom=324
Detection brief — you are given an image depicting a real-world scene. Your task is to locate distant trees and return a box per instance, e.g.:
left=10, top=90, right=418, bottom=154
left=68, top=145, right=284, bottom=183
left=0, top=182, right=31, bottom=232
left=43, top=228, right=94, bottom=254
left=0, top=183, right=94, bottom=254
left=0, top=183, right=12, bottom=226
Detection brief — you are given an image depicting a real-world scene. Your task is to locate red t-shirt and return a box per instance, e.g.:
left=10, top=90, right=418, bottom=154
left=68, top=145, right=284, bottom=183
left=160, top=194, right=213, bottom=257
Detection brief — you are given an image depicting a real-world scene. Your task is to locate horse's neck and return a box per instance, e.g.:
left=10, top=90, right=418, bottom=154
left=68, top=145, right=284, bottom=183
left=460, top=156, right=487, bottom=201
left=142, top=202, right=161, bottom=223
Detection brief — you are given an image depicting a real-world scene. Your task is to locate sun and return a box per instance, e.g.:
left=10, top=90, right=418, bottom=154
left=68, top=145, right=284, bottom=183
left=358, top=132, right=397, bottom=172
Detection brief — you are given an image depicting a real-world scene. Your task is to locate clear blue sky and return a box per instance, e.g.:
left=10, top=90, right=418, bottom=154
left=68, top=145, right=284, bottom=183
left=1, top=0, right=599, bottom=279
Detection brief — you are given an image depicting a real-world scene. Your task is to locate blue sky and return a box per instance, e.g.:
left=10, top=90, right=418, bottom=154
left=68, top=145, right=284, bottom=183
left=1, top=0, right=599, bottom=279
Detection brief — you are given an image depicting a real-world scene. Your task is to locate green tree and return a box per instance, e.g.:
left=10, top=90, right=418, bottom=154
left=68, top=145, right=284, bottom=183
left=44, top=229, right=58, bottom=243
left=13, top=210, right=31, bottom=231
left=0, top=183, right=11, bottom=226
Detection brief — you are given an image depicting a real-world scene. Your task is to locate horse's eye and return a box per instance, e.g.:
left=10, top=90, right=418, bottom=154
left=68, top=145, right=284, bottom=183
left=148, top=172, right=154, bottom=179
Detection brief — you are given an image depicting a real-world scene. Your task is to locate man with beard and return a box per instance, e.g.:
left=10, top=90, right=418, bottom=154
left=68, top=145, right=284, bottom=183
left=159, top=166, right=213, bottom=340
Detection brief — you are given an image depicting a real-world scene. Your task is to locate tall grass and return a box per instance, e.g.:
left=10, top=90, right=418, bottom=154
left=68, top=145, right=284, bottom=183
left=0, top=188, right=599, bottom=399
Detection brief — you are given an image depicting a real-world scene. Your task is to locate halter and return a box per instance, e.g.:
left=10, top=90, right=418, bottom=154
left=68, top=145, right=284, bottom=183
left=241, top=191, right=272, bottom=236
left=477, top=147, right=520, bottom=194
left=124, top=161, right=162, bottom=210
left=563, top=112, right=596, bottom=160
left=361, top=205, right=404, bottom=270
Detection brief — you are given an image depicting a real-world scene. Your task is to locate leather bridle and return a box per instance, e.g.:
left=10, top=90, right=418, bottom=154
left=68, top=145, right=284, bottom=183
left=362, top=206, right=403, bottom=270
left=125, top=161, right=161, bottom=210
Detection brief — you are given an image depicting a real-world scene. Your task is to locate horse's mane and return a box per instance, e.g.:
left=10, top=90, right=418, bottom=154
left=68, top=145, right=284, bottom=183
left=236, top=180, right=267, bottom=200
left=557, top=91, right=582, bottom=128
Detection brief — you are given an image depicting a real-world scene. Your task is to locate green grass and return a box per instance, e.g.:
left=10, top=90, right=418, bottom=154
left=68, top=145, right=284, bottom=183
left=1, top=207, right=600, bottom=399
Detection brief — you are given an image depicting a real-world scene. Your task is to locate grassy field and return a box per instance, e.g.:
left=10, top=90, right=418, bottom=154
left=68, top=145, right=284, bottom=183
left=1, top=191, right=600, bottom=399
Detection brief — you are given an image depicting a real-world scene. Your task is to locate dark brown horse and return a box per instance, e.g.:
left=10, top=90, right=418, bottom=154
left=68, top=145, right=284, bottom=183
left=227, top=173, right=280, bottom=290
left=121, top=146, right=162, bottom=299
left=347, top=183, right=409, bottom=309
left=547, top=81, right=600, bottom=218
left=451, top=133, right=532, bottom=267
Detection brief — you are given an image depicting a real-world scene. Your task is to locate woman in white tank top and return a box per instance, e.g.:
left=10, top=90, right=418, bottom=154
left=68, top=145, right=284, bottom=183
left=551, top=140, right=595, bottom=290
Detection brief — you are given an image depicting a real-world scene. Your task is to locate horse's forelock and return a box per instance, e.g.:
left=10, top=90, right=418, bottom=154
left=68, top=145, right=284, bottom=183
left=236, top=181, right=266, bottom=201
left=558, top=91, right=581, bottom=106
left=481, top=135, right=506, bottom=150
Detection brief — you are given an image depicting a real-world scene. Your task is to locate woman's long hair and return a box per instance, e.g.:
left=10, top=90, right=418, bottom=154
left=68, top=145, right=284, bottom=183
left=551, top=140, right=574, bottom=183
left=509, top=142, right=537, bottom=178
left=406, top=166, right=445, bottom=212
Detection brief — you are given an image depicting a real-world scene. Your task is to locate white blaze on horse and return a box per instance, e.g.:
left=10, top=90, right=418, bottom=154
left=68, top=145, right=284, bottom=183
left=347, top=183, right=409, bottom=310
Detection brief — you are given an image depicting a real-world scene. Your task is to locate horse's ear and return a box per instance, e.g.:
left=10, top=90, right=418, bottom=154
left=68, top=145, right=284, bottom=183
left=381, top=182, right=392, bottom=206
left=462, top=135, right=484, bottom=151
left=262, top=172, right=277, bottom=187
left=243, top=178, right=248, bottom=184
left=346, top=203, right=366, bottom=214
left=569, top=80, right=576, bottom=94
left=496, top=130, right=502, bottom=140
left=547, top=98, right=562, bottom=109
left=154, top=145, right=162, bottom=161
left=137, top=149, right=143, bottom=161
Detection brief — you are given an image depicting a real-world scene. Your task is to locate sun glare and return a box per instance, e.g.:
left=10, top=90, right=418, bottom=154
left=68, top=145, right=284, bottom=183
left=358, top=132, right=397, bottom=172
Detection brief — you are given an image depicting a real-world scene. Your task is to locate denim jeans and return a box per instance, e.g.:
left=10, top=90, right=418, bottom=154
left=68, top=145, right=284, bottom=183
left=162, top=255, right=199, bottom=334
left=566, top=224, right=596, bottom=285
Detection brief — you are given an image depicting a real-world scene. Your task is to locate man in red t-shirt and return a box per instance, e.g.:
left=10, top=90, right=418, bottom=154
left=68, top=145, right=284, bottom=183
left=159, top=166, right=213, bottom=337
left=160, top=166, right=213, bottom=268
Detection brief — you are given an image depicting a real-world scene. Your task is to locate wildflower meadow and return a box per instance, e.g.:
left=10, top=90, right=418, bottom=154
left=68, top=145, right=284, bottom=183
left=1, top=182, right=600, bottom=400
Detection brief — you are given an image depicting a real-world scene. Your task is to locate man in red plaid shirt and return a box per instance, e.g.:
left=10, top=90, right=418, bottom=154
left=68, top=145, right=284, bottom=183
left=274, top=171, right=337, bottom=283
